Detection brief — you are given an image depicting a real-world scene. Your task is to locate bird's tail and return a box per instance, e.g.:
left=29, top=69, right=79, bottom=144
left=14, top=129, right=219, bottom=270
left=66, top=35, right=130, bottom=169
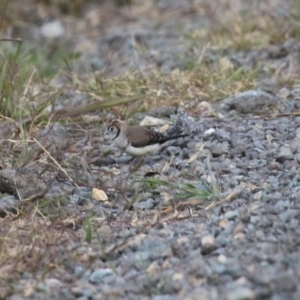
left=160, top=133, right=189, bottom=144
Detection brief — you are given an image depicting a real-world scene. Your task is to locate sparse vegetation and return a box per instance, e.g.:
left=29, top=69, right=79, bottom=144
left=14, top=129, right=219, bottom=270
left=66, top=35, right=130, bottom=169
left=0, top=0, right=300, bottom=298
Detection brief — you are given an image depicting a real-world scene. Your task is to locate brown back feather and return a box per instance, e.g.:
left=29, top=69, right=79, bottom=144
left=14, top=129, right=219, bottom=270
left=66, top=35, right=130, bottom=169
left=127, top=126, right=188, bottom=148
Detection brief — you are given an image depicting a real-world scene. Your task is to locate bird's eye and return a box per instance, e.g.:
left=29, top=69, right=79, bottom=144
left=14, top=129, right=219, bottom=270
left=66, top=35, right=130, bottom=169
left=109, top=127, right=114, bottom=132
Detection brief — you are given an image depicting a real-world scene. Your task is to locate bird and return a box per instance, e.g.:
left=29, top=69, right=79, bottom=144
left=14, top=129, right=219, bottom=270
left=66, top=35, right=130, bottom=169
left=104, top=120, right=189, bottom=157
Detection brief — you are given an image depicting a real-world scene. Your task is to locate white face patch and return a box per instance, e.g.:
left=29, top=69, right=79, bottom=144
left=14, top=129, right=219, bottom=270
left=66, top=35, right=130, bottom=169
left=104, top=126, right=119, bottom=140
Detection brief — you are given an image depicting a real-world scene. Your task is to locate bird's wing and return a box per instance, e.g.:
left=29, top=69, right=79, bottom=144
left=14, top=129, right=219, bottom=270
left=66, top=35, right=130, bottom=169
left=127, top=126, right=165, bottom=147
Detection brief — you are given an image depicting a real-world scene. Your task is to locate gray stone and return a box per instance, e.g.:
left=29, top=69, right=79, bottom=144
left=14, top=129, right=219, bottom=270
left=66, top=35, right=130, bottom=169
left=134, top=198, right=156, bottom=210
left=89, top=268, right=115, bottom=284
left=221, top=90, right=281, bottom=114
left=277, top=145, right=293, bottom=161
left=203, top=128, right=216, bottom=138
left=72, top=187, right=92, bottom=204
left=221, top=210, right=240, bottom=220
left=0, top=168, right=47, bottom=203
left=226, top=286, right=255, bottom=300
left=201, top=235, right=218, bottom=255
left=0, top=194, right=20, bottom=214
left=34, top=123, right=69, bottom=153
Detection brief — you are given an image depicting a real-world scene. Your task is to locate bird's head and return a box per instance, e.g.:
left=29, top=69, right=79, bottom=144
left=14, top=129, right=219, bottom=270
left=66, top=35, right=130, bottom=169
left=104, top=120, right=124, bottom=140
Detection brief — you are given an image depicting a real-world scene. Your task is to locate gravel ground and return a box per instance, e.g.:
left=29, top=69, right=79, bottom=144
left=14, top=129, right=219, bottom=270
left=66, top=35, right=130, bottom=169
left=3, top=111, right=300, bottom=300
left=1, top=0, right=300, bottom=299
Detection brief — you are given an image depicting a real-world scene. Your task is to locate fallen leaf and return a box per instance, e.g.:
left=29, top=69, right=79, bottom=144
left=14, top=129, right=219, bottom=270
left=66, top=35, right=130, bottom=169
left=159, top=124, right=169, bottom=133
left=92, top=188, right=108, bottom=202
